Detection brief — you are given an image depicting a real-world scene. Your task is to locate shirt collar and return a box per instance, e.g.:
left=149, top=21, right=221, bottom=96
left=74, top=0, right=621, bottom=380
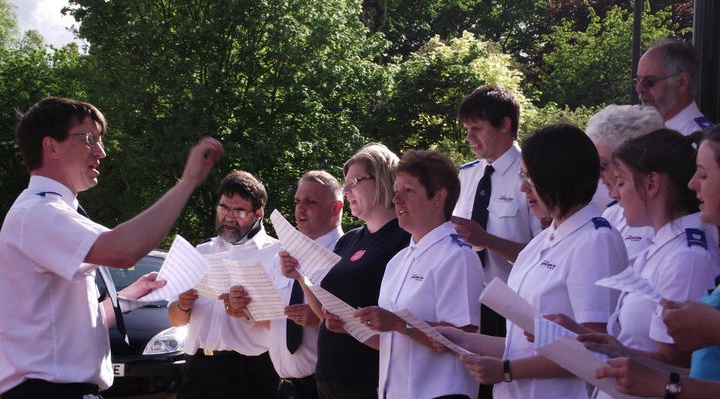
left=486, top=142, right=521, bottom=176
left=665, top=101, right=700, bottom=128
left=314, top=225, right=343, bottom=250
left=28, top=175, right=79, bottom=210
left=543, top=203, right=601, bottom=248
left=407, top=221, right=455, bottom=258
left=648, top=213, right=702, bottom=256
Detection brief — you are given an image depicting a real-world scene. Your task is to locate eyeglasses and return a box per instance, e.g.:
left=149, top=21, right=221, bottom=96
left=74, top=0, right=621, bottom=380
left=342, top=175, right=374, bottom=190
left=519, top=171, right=534, bottom=187
left=216, top=204, right=253, bottom=219
left=632, top=74, right=678, bottom=90
left=69, top=132, right=103, bottom=149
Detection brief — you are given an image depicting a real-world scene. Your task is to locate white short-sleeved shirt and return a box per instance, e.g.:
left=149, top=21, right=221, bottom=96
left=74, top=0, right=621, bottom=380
left=495, top=204, right=627, bottom=399
left=0, top=176, right=111, bottom=393
left=602, top=202, right=654, bottom=268
left=665, top=102, right=714, bottom=136
left=267, top=226, right=342, bottom=378
left=378, top=222, right=483, bottom=399
left=608, top=213, right=720, bottom=349
left=182, top=229, right=280, bottom=356
left=454, top=144, right=542, bottom=283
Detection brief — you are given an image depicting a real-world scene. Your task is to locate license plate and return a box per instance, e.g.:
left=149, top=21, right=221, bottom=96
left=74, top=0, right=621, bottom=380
left=113, top=363, right=125, bottom=377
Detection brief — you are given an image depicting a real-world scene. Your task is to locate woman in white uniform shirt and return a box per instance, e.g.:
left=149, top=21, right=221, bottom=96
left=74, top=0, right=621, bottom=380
left=576, top=129, right=720, bottom=399
left=354, top=150, right=484, bottom=399
left=585, top=105, right=664, bottom=266
left=440, top=124, right=627, bottom=399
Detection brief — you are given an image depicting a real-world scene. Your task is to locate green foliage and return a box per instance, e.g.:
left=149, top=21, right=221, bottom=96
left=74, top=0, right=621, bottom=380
left=0, top=41, right=88, bottom=223
left=0, top=0, right=18, bottom=49
left=377, top=32, right=528, bottom=151
left=537, top=4, right=683, bottom=108
left=66, top=0, right=386, bottom=245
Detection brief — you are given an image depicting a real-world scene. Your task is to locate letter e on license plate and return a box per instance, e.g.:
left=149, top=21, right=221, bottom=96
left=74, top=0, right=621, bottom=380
left=113, top=363, right=125, bottom=377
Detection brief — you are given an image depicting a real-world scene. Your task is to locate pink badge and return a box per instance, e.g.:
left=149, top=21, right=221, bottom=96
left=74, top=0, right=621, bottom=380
left=350, top=250, right=366, bottom=262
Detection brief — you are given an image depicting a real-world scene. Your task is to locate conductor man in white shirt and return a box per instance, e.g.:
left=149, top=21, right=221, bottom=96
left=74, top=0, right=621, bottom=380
left=0, top=97, right=223, bottom=399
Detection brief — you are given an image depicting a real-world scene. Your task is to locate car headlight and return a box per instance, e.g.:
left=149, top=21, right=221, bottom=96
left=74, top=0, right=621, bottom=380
left=143, top=326, right=188, bottom=355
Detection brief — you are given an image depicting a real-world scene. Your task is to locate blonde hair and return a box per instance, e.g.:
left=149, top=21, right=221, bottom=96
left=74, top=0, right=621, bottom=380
left=343, top=143, right=399, bottom=208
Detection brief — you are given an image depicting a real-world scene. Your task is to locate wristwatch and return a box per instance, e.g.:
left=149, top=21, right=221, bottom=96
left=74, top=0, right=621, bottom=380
left=404, top=322, right=416, bottom=335
left=502, top=359, right=513, bottom=382
left=664, top=372, right=681, bottom=399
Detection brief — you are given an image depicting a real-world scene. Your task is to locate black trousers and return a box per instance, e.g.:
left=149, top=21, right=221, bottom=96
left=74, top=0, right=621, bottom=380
left=1, top=379, right=101, bottom=399
left=277, top=375, right=318, bottom=399
left=176, top=350, right=279, bottom=399
left=316, top=380, right=377, bottom=399
left=477, top=304, right=507, bottom=399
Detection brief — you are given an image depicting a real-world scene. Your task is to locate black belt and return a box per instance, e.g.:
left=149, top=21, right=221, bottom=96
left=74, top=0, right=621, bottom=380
left=2, top=378, right=99, bottom=398
left=195, top=348, right=241, bottom=357
left=281, top=374, right=316, bottom=388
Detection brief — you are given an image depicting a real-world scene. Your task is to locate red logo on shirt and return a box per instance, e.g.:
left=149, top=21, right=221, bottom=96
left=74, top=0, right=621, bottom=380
left=625, top=235, right=643, bottom=242
left=350, top=250, right=366, bottom=262
left=541, top=260, right=556, bottom=270
left=410, top=273, right=424, bottom=281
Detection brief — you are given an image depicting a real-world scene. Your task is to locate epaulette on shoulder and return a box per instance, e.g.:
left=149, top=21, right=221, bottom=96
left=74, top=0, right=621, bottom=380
left=693, top=116, right=714, bottom=131
left=686, top=228, right=708, bottom=250
left=450, top=233, right=471, bottom=248
left=459, top=159, right=480, bottom=171
left=591, top=217, right=611, bottom=230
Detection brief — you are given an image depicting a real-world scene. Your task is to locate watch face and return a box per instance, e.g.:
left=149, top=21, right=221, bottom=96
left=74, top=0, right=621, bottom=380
left=666, top=383, right=681, bottom=394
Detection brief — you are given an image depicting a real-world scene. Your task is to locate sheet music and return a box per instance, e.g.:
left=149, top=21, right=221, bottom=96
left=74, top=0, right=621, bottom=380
left=595, top=267, right=663, bottom=303
left=226, top=259, right=286, bottom=321
left=536, top=337, right=654, bottom=399
left=479, top=277, right=538, bottom=332
left=307, top=284, right=377, bottom=342
left=194, top=252, right=231, bottom=299
left=137, top=235, right=212, bottom=302
left=533, top=314, right=578, bottom=349
left=394, top=309, right=472, bottom=355
left=270, top=209, right=341, bottom=284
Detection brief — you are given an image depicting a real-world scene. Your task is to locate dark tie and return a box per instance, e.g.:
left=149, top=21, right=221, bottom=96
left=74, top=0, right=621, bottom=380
left=471, top=165, right=494, bottom=266
left=286, top=280, right=303, bottom=353
left=78, top=204, right=129, bottom=345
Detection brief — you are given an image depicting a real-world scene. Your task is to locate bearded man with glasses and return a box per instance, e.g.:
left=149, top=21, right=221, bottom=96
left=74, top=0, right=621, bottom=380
left=168, top=170, right=281, bottom=399
left=635, top=39, right=714, bottom=135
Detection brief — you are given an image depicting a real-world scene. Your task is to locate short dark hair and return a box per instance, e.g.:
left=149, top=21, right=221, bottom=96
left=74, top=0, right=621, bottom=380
left=217, top=170, right=267, bottom=211
left=397, top=149, right=460, bottom=220
left=15, top=97, right=107, bottom=171
left=522, top=123, right=600, bottom=219
left=458, top=86, right=520, bottom=137
left=613, top=128, right=698, bottom=215
left=650, top=39, right=699, bottom=95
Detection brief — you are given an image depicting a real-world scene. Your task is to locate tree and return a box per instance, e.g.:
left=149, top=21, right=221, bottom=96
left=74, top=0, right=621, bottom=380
left=0, top=38, right=88, bottom=223
left=536, top=4, right=682, bottom=108
left=65, top=0, right=387, bottom=243
left=0, top=0, right=18, bottom=49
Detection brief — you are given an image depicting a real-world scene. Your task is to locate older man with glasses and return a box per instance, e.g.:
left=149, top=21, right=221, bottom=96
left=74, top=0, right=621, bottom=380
left=168, top=170, right=280, bottom=399
left=635, top=39, right=714, bottom=135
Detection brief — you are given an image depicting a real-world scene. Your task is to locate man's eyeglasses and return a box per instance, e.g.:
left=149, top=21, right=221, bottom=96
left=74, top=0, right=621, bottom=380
left=69, top=132, right=103, bottom=149
left=519, top=171, right=534, bottom=187
left=216, top=204, right=253, bottom=219
left=343, top=175, right=374, bottom=190
left=632, top=74, right=678, bottom=90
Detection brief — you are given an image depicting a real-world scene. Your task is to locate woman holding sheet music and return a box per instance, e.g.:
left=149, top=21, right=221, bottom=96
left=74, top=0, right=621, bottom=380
left=574, top=129, right=720, bottom=399
left=353, top=150, right=483, bottom=399
left=439, top=124, right=627, bottom=399
left=280, top=143, right=409, bottom=399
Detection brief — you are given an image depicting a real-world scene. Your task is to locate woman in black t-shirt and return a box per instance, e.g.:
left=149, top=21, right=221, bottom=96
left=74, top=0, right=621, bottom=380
left=281, top=143, right=410, bottom=399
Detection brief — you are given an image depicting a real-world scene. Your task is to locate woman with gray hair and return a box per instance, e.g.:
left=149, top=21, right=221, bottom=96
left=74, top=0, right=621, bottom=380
left=586, top=104, right=664, bottom=266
